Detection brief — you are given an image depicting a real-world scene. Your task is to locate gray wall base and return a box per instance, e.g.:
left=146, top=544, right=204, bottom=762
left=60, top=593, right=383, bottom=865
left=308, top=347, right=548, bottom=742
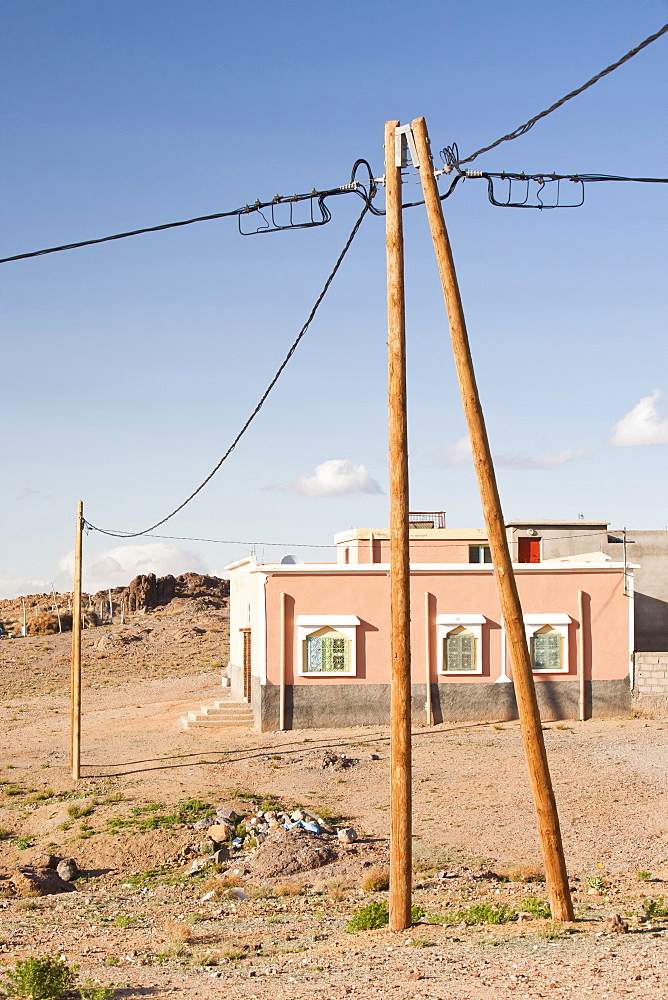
left=257, top=678, right=631, bottom=731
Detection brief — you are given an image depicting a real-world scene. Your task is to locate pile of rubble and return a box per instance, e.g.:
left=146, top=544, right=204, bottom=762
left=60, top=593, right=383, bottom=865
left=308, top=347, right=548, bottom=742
left=182, top=804, right=358, bottom=877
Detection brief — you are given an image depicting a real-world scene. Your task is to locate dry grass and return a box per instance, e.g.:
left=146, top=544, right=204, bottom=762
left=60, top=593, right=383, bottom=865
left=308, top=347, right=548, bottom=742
left=201, top=873, right=247, bottom=900
left=326, top=879, right=352, bottom=901
left=164, top=918, right=191, bottom=943
left=494, top=863, right=546, bottom=883
left=219, top=945, right=247, bottom=961
left=26, top=612, right=73, bottom=636
left=412, top=844, right=454, bottom=874
left=361, top=866, right=390, bottom=892
left=274, top=881, right=306, bottom=897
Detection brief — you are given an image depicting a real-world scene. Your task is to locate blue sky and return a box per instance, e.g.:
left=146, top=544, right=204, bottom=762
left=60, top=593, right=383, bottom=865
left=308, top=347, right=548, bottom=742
left=1, top=1, right=666, bottom=596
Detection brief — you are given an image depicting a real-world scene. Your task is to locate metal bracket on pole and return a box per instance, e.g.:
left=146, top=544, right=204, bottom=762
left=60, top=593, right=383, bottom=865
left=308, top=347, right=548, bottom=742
left=395, top=124, right=420, bottom=169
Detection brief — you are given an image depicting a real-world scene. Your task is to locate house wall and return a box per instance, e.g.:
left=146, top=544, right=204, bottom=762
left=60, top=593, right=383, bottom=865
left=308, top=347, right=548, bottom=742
left=506, top=522, right=609, bottom=562
left=227, top=560, right=254, bottom=704
left=633, top=652, right=668, bottom=711
left=335, top=530, right=488, bottom=565
left=507, top=522, right=668, bottom=651
left=603, top=532, right=668, bottom=652
left=254, top=565, right=630, bottom=729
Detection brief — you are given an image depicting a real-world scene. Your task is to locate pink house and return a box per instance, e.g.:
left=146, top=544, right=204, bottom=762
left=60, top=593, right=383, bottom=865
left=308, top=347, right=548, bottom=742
left=226, top=519, right=634, bottom=730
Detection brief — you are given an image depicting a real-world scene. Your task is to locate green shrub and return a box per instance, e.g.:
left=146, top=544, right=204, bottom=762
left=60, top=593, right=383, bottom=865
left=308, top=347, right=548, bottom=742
left=520, top=896, right=552, bottom=919
left=637, top=871, right=652, bottom=882
left=642, top=898, right=668, bottom=921
left=77, top=982, right=115, bottom=1000
left=451, top=902, right=517, bottom=925
left=14, top=838, right=33, bottom=851
left=2, top=955, right=77, bottom=998
left=347, top=900, right=389, bottom=931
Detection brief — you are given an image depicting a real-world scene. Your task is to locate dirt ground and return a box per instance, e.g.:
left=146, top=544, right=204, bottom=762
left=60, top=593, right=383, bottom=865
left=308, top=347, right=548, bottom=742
left=1, top=621, right=668, bottom=997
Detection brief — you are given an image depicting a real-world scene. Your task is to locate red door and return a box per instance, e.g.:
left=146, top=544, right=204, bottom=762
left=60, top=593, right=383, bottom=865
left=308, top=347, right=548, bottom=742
left=518, top=537, right=541, bottom=563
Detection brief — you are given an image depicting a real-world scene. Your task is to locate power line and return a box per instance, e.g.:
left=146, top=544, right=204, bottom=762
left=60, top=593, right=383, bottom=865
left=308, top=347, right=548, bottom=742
left=0, top=159, right=379, bottom=264
left=457, top=22, right=668, bottom=166
left=84, top=198, right=371, bottom=540
left=83, top=530, right=334, bottom=549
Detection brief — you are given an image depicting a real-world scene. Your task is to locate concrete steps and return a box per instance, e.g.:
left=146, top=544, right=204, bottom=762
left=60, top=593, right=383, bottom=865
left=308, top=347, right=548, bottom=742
left=180, top=699, right=255, bottom=731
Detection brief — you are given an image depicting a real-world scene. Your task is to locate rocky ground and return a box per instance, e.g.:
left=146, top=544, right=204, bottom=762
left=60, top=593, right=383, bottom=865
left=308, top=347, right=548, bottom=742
left=0, top=578, right=229, bottom=699
left=0, top=586, right=667, bottom=997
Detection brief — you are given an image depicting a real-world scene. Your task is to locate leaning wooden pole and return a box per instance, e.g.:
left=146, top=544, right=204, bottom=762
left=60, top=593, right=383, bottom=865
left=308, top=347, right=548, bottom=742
left=412, top=116, right=573, bottom=921
left=70, top=500, right=84, bottom=780
left=385, top=120, right=413, bottom=931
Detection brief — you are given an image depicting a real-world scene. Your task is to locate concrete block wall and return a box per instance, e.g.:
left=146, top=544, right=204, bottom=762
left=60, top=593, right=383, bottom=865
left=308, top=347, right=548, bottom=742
left=634, top=652, right=668, bottom=709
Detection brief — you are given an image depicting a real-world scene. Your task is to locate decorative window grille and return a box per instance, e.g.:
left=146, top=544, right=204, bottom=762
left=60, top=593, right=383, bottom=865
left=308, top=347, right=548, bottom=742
left=523, top=615, right=570, bottom=674
left=436, top=615, right=486, bottom=675
left=531, top=629, right=562, bottom=671
left=296, top=616, right=359, bottom=677
left=444, top=631, right=475, bottom=671
left=305, top=635, right=349, bottom=673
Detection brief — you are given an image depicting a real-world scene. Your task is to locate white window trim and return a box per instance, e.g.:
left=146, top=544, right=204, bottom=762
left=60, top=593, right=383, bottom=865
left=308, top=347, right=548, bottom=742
left=436, top=614, right=486, bottom=675
left=524, top=614, right=571, bottom=673
left=296, top=615, right=360, bottom=677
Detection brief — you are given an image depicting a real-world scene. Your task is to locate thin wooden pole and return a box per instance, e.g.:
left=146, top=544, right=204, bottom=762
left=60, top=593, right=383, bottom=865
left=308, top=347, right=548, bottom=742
left=279, top=592, right=287, bottom=732
left=386, top=119, right=412, bottom=932
left=412, top=116, right=573, bottom=922
left=70, top=500, right=84, bottom=780
left=424, top=591, right=433, bottom=726
left=578, top=590, right=586, bottom=722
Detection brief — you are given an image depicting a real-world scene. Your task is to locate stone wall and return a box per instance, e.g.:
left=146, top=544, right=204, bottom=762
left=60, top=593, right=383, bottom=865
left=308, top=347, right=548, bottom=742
left=634, top=652, right=668, bottom=710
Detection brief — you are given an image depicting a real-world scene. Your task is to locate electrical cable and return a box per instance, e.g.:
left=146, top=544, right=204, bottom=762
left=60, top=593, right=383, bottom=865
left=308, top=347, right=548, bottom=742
left=0, top=159, right=378, bottom=264
left=455, top=22, right=668, bottom=166
left=84, top=530, right=334, bottom=549
left=84, top=198, right=371, bottom=540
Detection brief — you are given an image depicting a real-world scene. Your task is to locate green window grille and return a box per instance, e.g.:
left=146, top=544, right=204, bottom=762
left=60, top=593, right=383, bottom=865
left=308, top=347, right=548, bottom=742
left=444, top=632, right=475, bottom=671
left=469, top=545, right=492, bottom=564
left=305, top=635, right=349, bottom=673
left=531, top=630, right=562, bottom=671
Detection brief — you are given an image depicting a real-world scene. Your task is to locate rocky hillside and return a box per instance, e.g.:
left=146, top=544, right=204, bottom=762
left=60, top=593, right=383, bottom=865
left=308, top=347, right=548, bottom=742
left=0, top=573, right=230, bottom=699
left=0, top=572, right=229, bottom=636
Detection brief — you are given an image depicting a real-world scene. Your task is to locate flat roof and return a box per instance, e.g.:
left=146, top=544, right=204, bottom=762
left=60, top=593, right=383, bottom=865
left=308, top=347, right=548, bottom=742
left=505, top=519, right=609, bottom=529
left=334, top=528, right=488, bottom=542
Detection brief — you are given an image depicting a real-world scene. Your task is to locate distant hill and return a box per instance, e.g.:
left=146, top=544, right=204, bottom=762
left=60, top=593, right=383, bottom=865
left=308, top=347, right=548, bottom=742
left=0, top=572, right=229, bottom=636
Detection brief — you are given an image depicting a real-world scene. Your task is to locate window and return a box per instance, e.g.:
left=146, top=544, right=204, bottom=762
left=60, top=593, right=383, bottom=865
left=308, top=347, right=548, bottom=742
left=296, top=616, right=359, bottom=677
left=531, top=627, right=561, bottom=671
left=469, top=545, right=492, bottom=564
left=436, top=615, right=485, bottom=675
left=523, top=615, right=570, bottom=673
left=445, top=628, right=475, bottom=671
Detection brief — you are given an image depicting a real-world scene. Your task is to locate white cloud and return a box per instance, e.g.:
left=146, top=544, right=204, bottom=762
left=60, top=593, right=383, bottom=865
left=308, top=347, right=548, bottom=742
left=441, top=435, right=473, bottom=467
left=294, top=459, right=383, bottom=497
left=610, top=389, right=668, bottom=447
left=496, top=447, right=591, bottom=471
left=54, top=542, right=208, bottom=593
left=0, top=576, right=49, bottom=600
left=433, top=436, right=589, bottom=471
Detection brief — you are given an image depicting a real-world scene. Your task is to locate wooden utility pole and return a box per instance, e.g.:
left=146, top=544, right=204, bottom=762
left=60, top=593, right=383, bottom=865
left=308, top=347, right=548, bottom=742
left=385, top=120, right=413, bottom=932
left=411, top=116, right=574, bottom=921
left=70, top=500, right=84, bottom=780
